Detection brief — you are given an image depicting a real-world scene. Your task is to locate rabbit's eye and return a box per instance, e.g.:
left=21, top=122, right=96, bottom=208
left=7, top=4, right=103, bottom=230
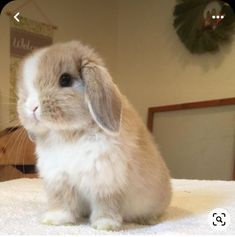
left=59, top=73, right=73, bottom=87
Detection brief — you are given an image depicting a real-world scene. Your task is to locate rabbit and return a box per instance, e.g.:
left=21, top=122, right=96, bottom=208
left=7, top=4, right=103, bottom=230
left=17, top=41, right=172, bottom=231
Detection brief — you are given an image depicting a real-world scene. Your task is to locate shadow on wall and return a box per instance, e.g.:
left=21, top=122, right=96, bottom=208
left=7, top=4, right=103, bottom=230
left=172, top=39, right=233, bottom=72
left=168, top=30, right=234, bottom=72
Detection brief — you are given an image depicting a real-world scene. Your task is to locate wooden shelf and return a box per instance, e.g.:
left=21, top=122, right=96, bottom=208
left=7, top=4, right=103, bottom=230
left=0, top=165, right=37, bottom=182
left=0, top=127, right=36, bottom=181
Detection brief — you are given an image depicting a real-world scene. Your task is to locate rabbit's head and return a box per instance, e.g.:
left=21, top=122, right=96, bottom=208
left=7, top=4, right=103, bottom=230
left=17, top=41, right=122, bottom=137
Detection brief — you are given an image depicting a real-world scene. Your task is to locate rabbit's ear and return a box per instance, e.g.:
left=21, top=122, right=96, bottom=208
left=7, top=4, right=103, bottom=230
left=81, top=63, right=122, bottom=134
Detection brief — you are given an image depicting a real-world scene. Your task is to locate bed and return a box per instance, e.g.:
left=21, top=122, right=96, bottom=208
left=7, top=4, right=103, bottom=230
left=0, top=178, right=234, bottom=235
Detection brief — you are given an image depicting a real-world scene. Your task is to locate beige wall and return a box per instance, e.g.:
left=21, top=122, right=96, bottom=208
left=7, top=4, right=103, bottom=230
left=117, top=0, right=235, bottom=121
left=116, top=0, right=235, bottom=180
left=3, top=0, right=235, bottom=125
left=0, top=0, right=118, bottom=130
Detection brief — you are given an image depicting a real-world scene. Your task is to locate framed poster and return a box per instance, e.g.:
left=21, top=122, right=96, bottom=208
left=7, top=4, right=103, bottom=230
left=147, top=98, right=235, bottom=181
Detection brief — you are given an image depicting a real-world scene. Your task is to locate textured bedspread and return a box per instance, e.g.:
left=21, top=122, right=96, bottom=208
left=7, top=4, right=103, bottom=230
left=0, top=178, right=234, bottom=234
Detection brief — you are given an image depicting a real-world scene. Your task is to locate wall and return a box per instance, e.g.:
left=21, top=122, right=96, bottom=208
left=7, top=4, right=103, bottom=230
left=0, top=0, right=118, bottom=130
left=3, top=0, right=235, bottom=126
left=116, top=0, right=235, bottom=180
left=117, top=0, right=235, bottom=121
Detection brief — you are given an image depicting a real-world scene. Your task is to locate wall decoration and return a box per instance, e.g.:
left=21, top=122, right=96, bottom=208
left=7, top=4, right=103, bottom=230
left=173, top=0, right=235, bottom=54
left=9, top=16, right=54, bottom=121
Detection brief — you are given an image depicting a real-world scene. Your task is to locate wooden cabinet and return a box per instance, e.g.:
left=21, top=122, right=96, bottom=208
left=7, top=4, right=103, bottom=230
left=0, top=127, right=37, bottom=181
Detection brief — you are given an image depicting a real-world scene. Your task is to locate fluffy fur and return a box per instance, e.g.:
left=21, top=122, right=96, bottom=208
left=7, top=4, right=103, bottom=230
left=17, top=41, right=172, bottom=231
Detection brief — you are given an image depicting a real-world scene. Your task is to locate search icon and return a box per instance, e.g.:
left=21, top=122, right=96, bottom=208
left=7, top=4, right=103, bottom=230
left=208, top=208, right=231, bottom=231
left=216, top=216, right=223, bottom=223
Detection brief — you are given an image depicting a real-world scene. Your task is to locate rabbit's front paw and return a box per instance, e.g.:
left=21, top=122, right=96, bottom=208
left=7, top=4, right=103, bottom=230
left=92, top=217, right=121, bottom=231
left=41, top=210, right=75, bottom=226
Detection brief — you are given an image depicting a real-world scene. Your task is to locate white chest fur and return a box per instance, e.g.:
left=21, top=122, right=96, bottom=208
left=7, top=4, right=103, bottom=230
left=36, top=131, right=127, bottom=196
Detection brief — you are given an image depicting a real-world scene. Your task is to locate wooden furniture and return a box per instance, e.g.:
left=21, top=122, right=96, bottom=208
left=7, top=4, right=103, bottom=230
left=0, top=127, right=37, bottom=181
left=147, top=97, right=235, bottom=181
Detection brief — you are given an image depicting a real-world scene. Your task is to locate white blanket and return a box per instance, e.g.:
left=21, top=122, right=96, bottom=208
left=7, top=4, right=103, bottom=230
left=0, top=178, right=234, bottom=235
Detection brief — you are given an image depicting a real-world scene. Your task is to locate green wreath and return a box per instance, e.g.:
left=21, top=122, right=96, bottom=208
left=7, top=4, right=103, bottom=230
left=173, top=0, right=235, bottom=54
